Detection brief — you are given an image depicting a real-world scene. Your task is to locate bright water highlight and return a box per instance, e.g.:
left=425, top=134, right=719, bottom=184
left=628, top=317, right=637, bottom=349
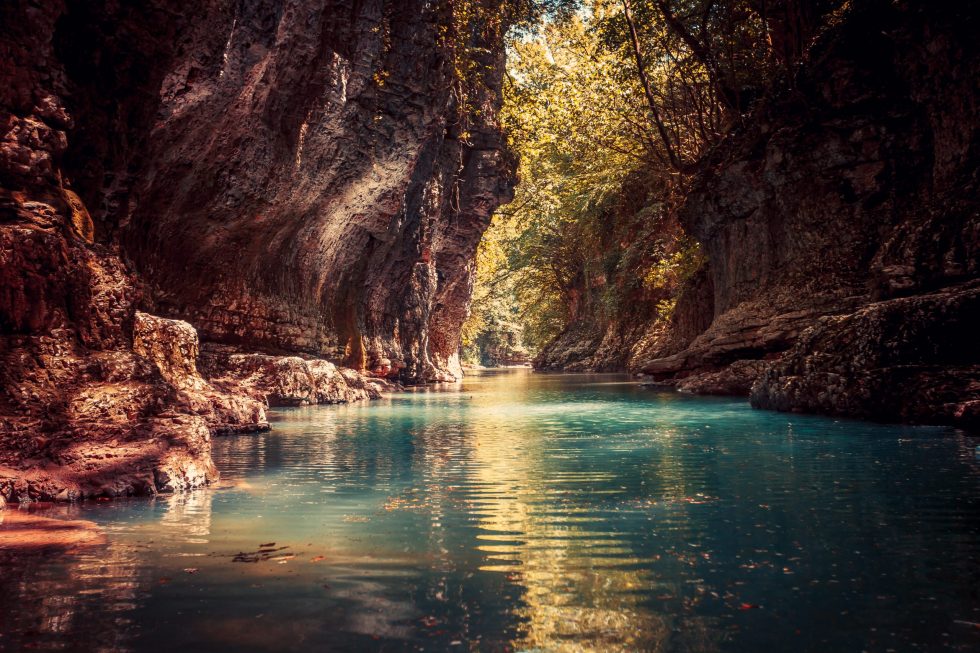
left=1, top=370, right=979, bottom=652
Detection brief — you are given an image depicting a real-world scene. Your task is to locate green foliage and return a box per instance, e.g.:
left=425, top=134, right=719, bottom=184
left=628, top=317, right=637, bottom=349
left=463, top=0, right=822, bottom=362
left=447, top=0, right=582, bottom=133
left=464, top=11, right=653, bottom=358
left=642, top=236, right=703, bottom=292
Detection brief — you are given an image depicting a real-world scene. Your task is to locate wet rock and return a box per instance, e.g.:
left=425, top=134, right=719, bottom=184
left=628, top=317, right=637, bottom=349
left=677, top=360, right=771, bottom=397
left=751, top=282, right=980, bottom=426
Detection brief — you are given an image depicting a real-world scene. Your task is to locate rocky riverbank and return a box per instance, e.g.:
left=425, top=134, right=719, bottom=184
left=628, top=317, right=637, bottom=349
left=535, top=1, right=979, bottom=428
left=0, top=310, right=386, bottom=504
left=1, top=0, right=512, bottom=504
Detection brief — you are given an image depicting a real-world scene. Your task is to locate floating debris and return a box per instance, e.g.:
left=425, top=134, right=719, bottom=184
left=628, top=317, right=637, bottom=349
left=228, top=545, right=292, bottom=563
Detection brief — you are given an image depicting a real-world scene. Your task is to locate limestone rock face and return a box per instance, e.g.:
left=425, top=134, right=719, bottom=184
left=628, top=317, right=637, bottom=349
left=750, top=282, right=980, bottom=426
left=642, top=1, right=980, bottom=425
left=200, top=346, right=388, bottom=408
left=48, top=0, right=512, bottom=383
left=0, top=307, right=260, bottom=503
left=133, top=313, right=205, bottom=390
left=1, top=0, right=511, bottom=503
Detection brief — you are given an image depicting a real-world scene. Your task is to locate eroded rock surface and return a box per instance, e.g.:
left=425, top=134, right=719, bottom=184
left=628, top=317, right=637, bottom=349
left=641, top=1, right=980, bottom=425
left=0, top=310, right=242, bottom=503
left=57, top=0, right=511, bottom=383
left=2, top=0, right=508, bottom=503
left=201, top=346, right=389, bottom=408
left=751, top=283, right=980, bottom=426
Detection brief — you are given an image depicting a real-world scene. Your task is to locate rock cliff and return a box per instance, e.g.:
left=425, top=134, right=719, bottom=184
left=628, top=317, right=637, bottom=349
left=1, top=0, right=513, bottom=502
left=641, top=0, right=979, bottom=426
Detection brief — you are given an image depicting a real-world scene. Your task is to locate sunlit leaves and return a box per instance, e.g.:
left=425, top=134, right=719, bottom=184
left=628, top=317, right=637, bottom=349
left=463, top=0, right=778, bottom=361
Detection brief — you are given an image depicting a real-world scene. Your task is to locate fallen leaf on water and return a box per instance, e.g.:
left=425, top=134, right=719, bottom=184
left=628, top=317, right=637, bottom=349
left=311, top=555, right=325, bottom=562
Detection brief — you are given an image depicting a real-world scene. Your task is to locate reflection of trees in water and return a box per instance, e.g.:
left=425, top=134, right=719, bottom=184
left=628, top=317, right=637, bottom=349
left=464, top=410, right=677, bottom=651
left=6, top=374, right=973, bottom=652
left=245, top=400, right=436, bottom=489
left=386, top=372, right=721, bottom=652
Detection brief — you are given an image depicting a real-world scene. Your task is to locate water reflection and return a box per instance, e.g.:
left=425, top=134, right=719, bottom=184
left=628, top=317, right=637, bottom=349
left=1, top=370, right=978, bottom=652
left=0, top=504, right=143, bottom=652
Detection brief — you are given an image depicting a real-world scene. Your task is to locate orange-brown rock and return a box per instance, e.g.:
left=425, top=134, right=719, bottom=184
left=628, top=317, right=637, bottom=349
left=1, top=0, right=512, bottom=504
left=200, top=345, right=390, bottom=408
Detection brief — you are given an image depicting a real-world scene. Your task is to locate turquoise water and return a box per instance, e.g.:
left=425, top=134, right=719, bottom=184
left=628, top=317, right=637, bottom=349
left=1, top=370, right=979, bottom=652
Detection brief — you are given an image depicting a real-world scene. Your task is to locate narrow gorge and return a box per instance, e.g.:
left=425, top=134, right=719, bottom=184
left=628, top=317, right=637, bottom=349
left=482, top=0, right=979, bottom=428
left=2, top=0, right=978, bottom=503
left=1, top=2, right=980, bottom=651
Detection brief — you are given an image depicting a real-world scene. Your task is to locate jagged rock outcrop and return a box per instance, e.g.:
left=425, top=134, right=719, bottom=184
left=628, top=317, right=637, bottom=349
left=1, top=0, right=512, bottom=503
left=641, top=0, right=980, bottom=426
left=200, top=345, right=389, bottom=407
left=751, top=282, right=980, bottom=426
left=0, top=310, right=239, bottom=503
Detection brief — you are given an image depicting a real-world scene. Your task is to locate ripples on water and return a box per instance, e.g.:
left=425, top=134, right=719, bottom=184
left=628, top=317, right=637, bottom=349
left=1, top=370, right=979, bottom=652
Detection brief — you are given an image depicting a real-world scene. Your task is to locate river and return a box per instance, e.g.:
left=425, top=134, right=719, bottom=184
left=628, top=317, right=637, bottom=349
left=1, top=370, right=978, bottom=652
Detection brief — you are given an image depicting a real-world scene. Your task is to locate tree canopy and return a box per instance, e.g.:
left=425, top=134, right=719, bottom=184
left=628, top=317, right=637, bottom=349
left=462, top=0, right=840, bottom=366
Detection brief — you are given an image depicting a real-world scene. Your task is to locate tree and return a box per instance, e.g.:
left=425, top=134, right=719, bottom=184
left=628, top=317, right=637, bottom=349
left=463, top=0, right=840, bottom=363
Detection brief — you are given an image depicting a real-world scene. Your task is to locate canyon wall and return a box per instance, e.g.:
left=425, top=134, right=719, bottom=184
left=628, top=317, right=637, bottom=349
left=641, top=0, right=979, bottom=426
left=52, top=0, right=513, bottom=382
left=1, top=0, right=512, bottom=502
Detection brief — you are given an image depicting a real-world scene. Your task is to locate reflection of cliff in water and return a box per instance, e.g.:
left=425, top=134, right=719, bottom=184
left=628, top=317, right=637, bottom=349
left=0, top=504, right=145, bottom=652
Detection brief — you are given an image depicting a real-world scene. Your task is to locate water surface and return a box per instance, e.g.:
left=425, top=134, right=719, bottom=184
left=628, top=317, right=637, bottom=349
left=2, top=370, right=979, bottom=652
